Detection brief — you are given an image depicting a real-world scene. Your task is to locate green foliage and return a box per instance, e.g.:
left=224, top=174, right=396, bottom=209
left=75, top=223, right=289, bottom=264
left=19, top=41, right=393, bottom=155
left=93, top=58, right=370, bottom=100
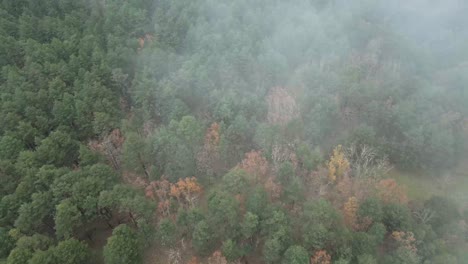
left=351, top=232, right=376, bottom=257
left=192, top=220, right=214, bottom=256
left=0, top=136, right=23, bottom=160
left=246, top=187, right=269, bottom=218
left=6, top=248, right=32, bottom=264
left=122, top=132, right=152, bottom=177
left=357, top=254, right=377, bottom=264
left=54, top=199, right=82, bottom=239
left=283, top=176, right=304, bottom=206
left=222, top=169, right=248, bottom=195
left=358, top=198, right=383, bottom=223
left=14, top=191, right=53, bottom=234
left=383, top=204, right=412, bottom=231
left=383, top=247, right=420, bottom=264
left=241, top=212, right=259, bottom=239
left=0, top=227, right=15, bottom=258
left=368, top=223, right=386, bottom=245
left=157, top=219, right=177, bottom=247
left=301, top=199, right=341, bottom=250
left=103, top=225, right=142, bottom=264
left=29, top=249, right=57, bottom=264
left=282, top=245, right=309, bottom=264
left=222, top=239, right=242, bottom=262
left=424, top=196, right=460, bottom=234
left=263, top=238, right=283, bottom=264
left=0, top=0, right=466, bottom=263
left=176, top=207, right=205, bottom=237
left=35, top=130, right=78, bottom=167
left=53, top=239, right=91, bottom=264
left=278, top=162, right=295, bottom=184
left=207, top=190, right=240, bottom=239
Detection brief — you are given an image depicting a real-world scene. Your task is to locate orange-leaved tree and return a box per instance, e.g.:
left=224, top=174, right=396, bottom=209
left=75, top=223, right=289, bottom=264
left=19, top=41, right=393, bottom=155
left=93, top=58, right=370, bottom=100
left=377, top=179, right=408, bottom=204
left=239, top=150, right=269, bottom=184
left=311, top=250, right=331, bottom=264
left=170, top=177, right=202, bottom=209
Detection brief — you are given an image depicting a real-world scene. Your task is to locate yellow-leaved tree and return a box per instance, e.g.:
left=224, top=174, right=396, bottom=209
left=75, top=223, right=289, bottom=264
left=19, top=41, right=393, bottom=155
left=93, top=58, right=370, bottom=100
left=343, top=196, right=359, bottom=229
left=328, top=145, right=350, bottom=183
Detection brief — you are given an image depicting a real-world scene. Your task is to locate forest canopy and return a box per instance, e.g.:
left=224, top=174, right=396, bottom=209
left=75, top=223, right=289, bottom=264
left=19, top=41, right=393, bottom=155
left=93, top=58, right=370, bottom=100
left=0, top=0, right=467, bottom=263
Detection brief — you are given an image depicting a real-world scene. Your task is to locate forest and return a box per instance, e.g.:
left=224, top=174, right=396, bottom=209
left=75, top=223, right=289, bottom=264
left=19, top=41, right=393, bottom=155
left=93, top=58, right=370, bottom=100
left=0, top=0, right=467, bottom=263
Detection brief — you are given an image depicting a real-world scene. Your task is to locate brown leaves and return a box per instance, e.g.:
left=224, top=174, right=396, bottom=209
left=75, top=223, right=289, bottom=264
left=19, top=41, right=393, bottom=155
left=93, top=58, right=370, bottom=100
left=145, top=177, right=202, bottom=217
left=205, top=122, right=221, bottom=146
left=264, top=177, right=282, bottom=200
left=187, top=257, right=199, bottom=264
left=266, top=87, right=299, bottom=126
left=170, top=177, right=203, bottom=208
left=239, top=150, right=269, bottom=183
left=310, top=250, right=331, bottom=264
left=89, top=129, right=124, bottom=170
left=207, top=251, right=228, bottom=264
left=377, top=179, right=408, bottom=204
left=391, top=231, right=417, bottom=253
left=145, top=179, right=172, bottom=217
left=197, top=122, right=222, bottom=176
left=239, top=150, right=283, bottom=200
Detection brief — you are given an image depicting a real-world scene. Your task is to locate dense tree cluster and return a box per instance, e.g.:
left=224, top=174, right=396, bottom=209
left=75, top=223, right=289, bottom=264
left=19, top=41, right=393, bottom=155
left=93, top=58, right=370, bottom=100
left=1, top=0, right=467, bottom=263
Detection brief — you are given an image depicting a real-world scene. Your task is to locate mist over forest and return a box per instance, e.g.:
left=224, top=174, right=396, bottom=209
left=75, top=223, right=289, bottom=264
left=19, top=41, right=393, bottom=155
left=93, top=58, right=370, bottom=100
left=0, top=0, right=467, bottom=263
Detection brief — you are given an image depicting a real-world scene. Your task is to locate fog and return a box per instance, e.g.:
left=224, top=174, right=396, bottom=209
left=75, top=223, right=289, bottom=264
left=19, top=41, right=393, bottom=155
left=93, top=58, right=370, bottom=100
left=1, top=0, right=467, bottom=262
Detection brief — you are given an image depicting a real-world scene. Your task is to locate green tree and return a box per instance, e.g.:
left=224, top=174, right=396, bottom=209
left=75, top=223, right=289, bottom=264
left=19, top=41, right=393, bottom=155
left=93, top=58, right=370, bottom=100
left=383, top=204, right=412, bottom=231
left=122, top=132, right=152, bottom=178
left=192, top=220, right=214, bottom=256
left=263, top=238, right=283, bottom=264
left=282, top=245, right=309, bottom=264
left=35, top=130, right=78, bottom=167
left=0, top=227, right=15, bottom=258
left=103, top=225, right=142, bottom=264
left=222, top=168, right=248, bottom=195
left=207, top=190, right=240, bottom=239
left=358, top=197, right=383, bottom=223
left=241, top=212, right=259, bottom=240
left=14, top=191, right=53, bottom=234
left=157, top=219, right=177, bottom=247
left=54, top=239, right=91, bottom=264
left=222, top=239, right=242, bottom=262
left=6, top=248, right=32, bottom=264
left=357, top=254, right=377, bottom=264
left=54, top=199, right=82, bottom=239
left=29, top=249, right=57, bottom=264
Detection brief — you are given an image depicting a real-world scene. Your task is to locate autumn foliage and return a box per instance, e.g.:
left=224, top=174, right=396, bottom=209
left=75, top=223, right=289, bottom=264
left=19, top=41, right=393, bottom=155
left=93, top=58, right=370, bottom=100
left=170, top=177, right=203, bottom=208
left=207, top=251, right=228, bottom=264
left=239, top=150, right=269, bottom=183
left=377, top=179, right=408, bottom=204
left=392, top=231, right=417, bottom=253
left=89, top=129, right=125, bottom=170
left=197, top=122, right=222, bottom=175
left=144, top=177, right=202, bottom=217
left=266, top=87, right=299, bottom=126
left=343, top=196, right=359, bottom=229
left=187, top=256, right=199, bottom=264
left=328, top=145, right=350, bottom=183
left=310, top=250, right=331, bottom=264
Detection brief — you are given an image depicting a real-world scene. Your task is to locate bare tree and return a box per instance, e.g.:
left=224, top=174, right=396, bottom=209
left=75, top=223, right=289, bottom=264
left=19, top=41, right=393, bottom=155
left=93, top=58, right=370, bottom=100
left=345, top=144, right=392, bottom=180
